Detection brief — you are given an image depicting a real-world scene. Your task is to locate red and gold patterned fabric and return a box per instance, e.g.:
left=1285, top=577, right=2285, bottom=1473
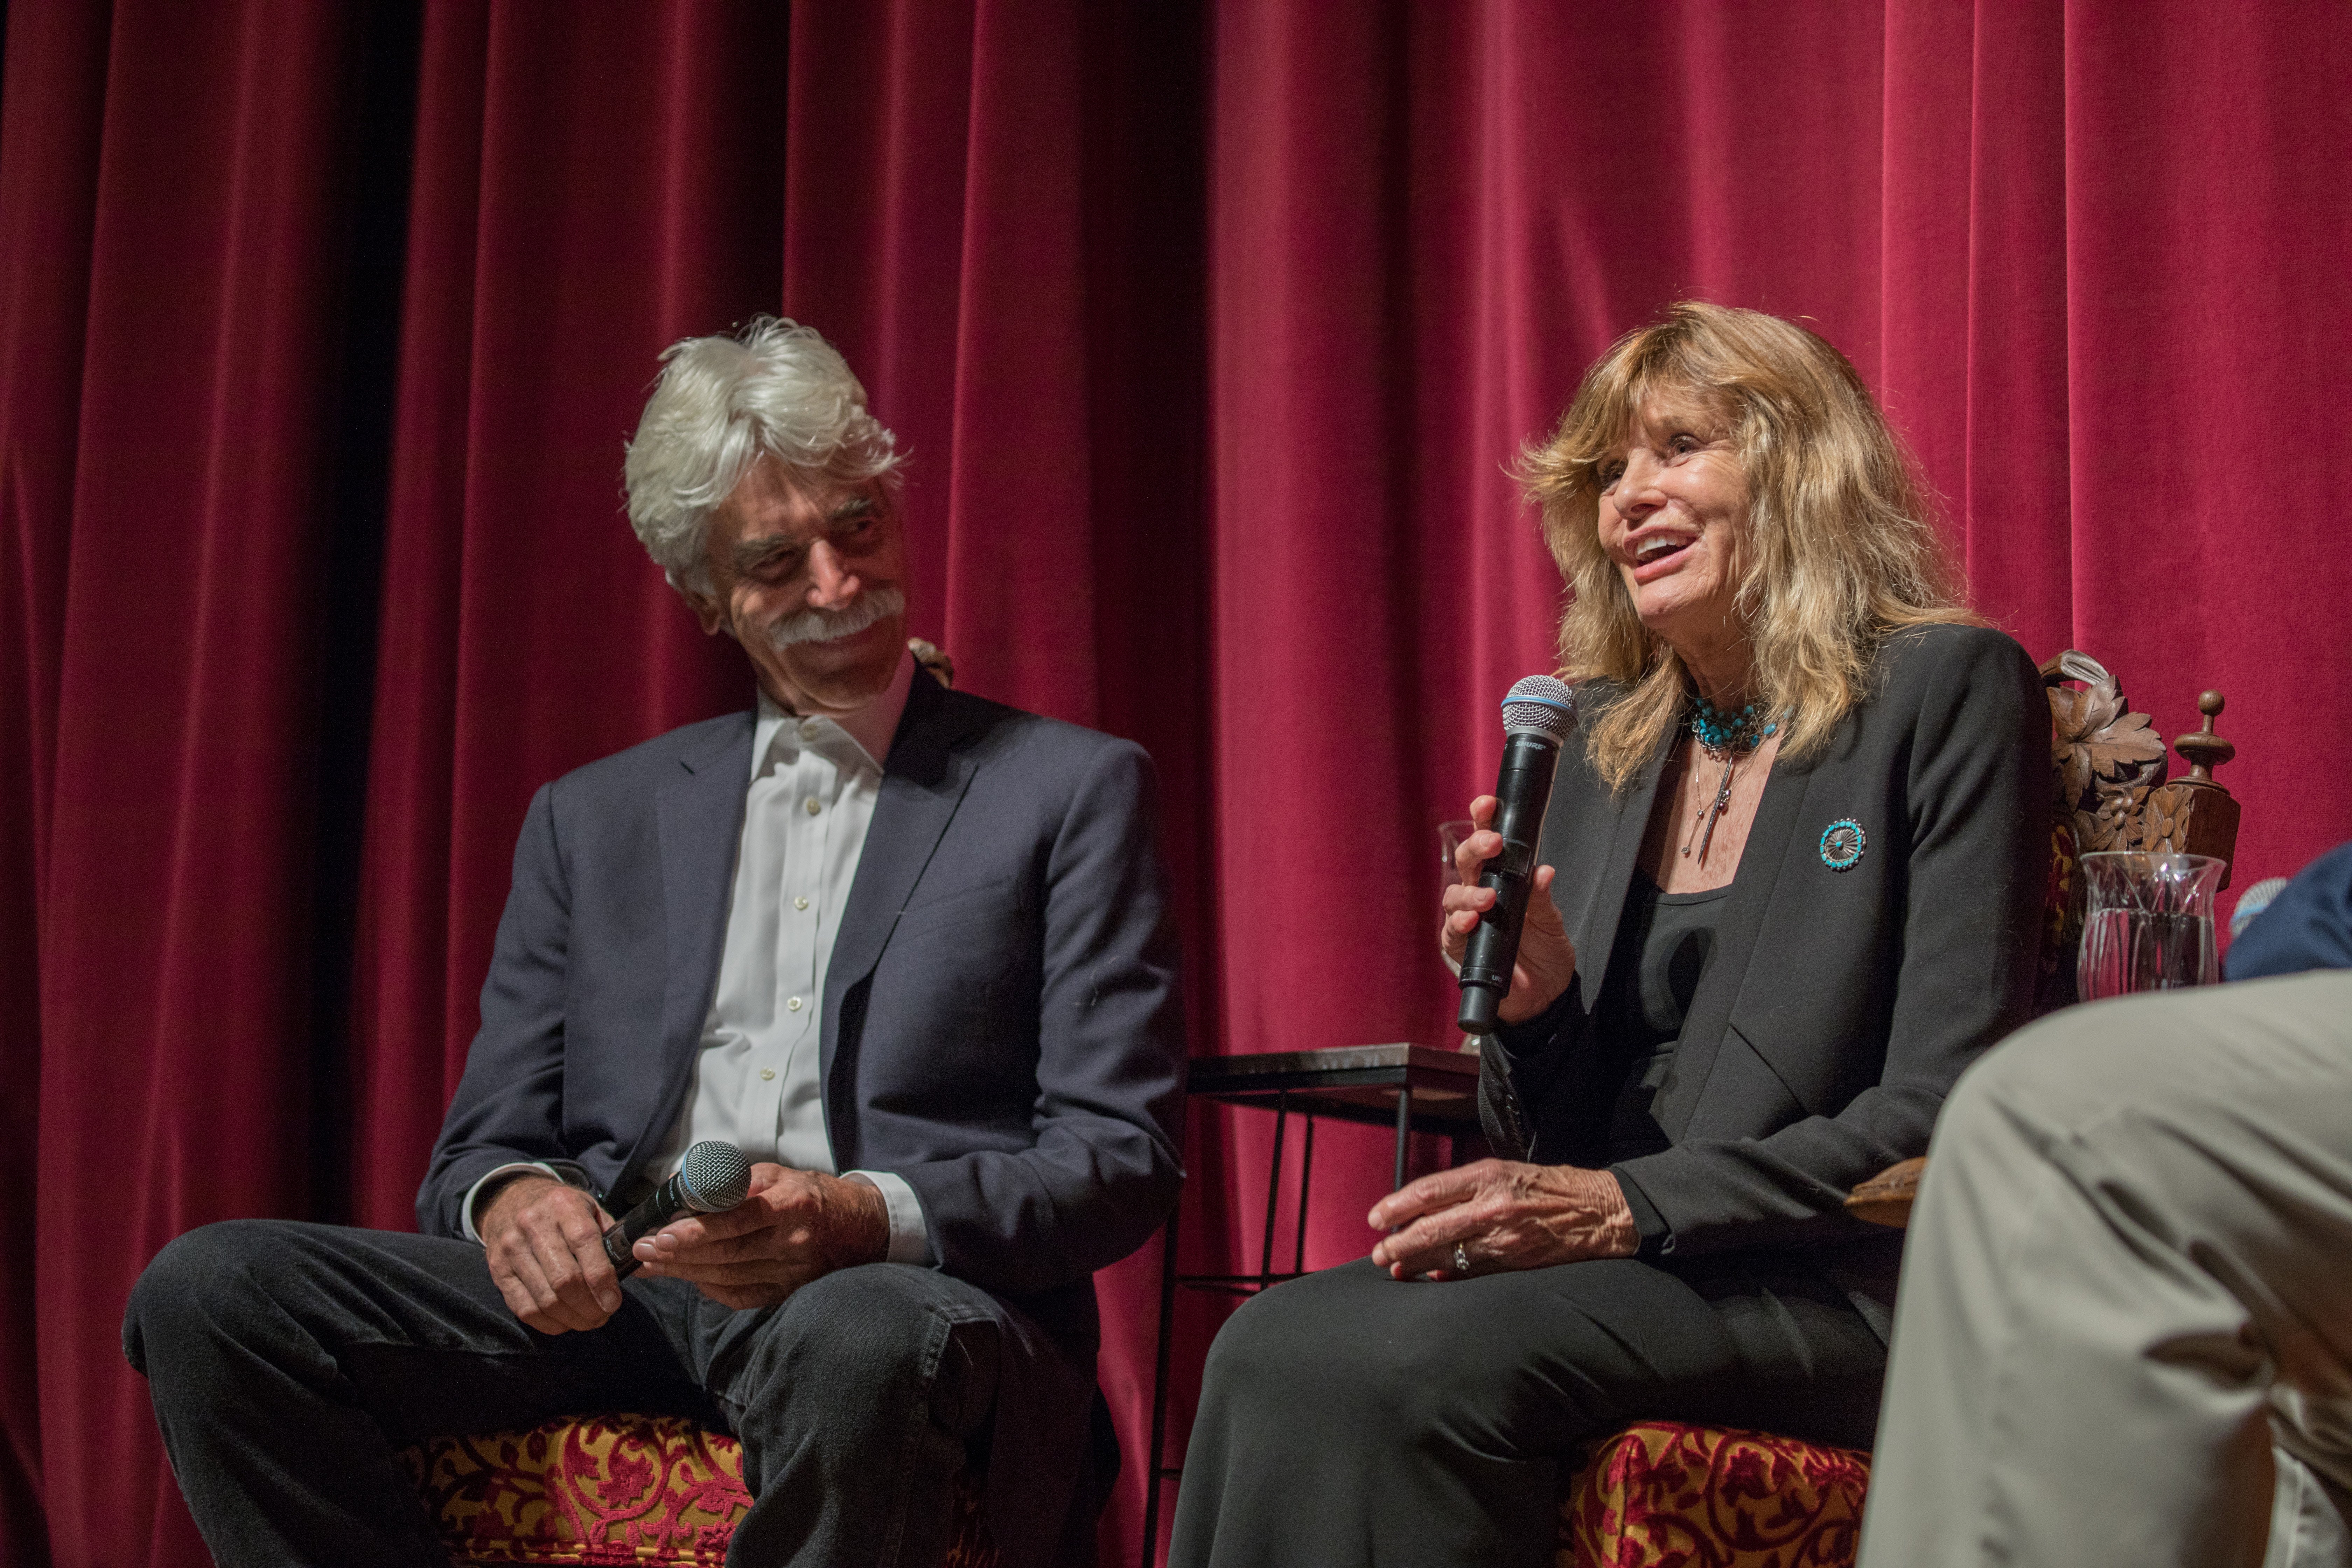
left=1558, top=1421, right=1871, bottom=1568
left=394, top=1414, right=1004, bottom=1567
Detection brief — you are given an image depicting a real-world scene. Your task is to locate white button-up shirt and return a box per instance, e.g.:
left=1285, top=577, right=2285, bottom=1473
left=465, top=651, right=931, bottom=1265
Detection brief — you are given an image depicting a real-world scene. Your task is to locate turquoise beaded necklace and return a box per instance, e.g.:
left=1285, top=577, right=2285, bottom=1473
left=1690, top=695, right=1774, bottom=752
left=1684, top=694, right=1779, bottom=863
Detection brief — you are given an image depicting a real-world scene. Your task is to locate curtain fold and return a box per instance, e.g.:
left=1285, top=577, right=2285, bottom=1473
left=12, top=5, right=404, bottom=1559
left=0, top=8, right=115, bottom=1563
left=1, top=4, right=2346, bottom=1564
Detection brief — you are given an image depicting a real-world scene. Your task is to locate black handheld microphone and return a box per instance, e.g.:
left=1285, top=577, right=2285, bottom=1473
left=601, top=1140, right=754, bottom=1278
left=1456, top=676, right=1578, bottom=1035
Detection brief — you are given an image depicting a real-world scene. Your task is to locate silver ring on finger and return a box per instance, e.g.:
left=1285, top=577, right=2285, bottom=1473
left=1453, top=1241, right=1471, bottom=1275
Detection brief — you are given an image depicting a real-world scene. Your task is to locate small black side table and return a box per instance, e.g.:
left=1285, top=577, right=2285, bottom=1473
left=1138, top=1044, right=1485, bottom=1565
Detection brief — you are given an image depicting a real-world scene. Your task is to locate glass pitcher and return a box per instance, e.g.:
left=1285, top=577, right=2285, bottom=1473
left=1438, top=819, right=1475, bottom=899
left=1438, top=819, right=1480, bottom=1051
left=2076, top=851, right=2225, bottom=1001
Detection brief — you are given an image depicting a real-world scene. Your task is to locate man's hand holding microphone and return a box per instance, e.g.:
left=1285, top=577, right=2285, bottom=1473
left=479, top=1140, right=888, bottom=1333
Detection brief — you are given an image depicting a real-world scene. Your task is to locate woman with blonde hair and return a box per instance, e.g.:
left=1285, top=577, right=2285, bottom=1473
left=1171, top=303, right=2048, bottom=1566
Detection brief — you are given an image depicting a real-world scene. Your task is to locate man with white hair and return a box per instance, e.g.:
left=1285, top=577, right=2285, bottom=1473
left=124, top=319, right=1187, bottom=1568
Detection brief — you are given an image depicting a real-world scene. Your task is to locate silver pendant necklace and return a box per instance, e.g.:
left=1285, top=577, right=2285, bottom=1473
left=1683, top=745, right=1740, bottom=863
left=1679, top=700, right=1779, bottom=864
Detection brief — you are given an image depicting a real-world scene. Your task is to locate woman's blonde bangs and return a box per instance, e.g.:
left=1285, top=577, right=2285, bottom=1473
left=1518, top=302, right=1977, bottom=794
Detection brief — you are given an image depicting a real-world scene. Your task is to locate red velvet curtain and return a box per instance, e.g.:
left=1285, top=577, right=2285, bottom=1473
left=3, top=4, right=2348, bottom=1565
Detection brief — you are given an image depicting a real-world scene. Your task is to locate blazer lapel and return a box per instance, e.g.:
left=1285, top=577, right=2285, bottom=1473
left=1567, top=741, right=1670, bottom=1019
left=1654, top=744, right=1821, bottom=1140
left=646, top=713, right=757, bottom=1160
left=820, top=672, right=981, bottom=1112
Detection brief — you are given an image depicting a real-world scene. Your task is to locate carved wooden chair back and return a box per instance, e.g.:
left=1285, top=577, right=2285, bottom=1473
left=2035, top=650, right=2242, bottom=1012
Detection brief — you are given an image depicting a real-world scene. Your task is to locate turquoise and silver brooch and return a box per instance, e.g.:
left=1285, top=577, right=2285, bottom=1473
left=1820, top=818, right=1866, bottom=872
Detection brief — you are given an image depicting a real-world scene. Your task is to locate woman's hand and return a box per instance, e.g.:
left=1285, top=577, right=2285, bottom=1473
left=1441, top=794, right=1578, bottom=1024
left=1367, top=1159, right=1638, bottom=1280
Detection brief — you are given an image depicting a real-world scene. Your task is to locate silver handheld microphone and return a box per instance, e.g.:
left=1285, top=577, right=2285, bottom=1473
left=600, top=1141, right=754, bottom=1278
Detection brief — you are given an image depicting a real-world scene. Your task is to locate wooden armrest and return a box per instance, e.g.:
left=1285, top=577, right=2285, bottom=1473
left=1844, top=1157, right=1925, bottom=1229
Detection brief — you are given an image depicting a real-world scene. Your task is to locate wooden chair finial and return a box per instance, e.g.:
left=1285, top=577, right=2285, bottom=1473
left=2174, top=690, right=2235, bottom=784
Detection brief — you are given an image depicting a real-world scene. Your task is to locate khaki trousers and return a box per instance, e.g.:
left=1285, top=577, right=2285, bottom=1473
left=1857, top=971, right=2352, bottom=1568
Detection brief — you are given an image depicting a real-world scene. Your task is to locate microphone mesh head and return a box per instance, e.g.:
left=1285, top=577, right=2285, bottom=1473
left=1499, top=675, right=1576, bottom=741
left=677, top=1141, right=753, bottom=1212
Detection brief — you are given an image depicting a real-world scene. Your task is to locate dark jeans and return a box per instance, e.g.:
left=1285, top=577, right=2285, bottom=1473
left=1168, top=1254, right=1888, bottom=1568
left=122, top=1219, right=1097, bottom=1568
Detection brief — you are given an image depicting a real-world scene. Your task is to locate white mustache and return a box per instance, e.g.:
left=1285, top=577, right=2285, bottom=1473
left=763, top=586, right=905, bottom=649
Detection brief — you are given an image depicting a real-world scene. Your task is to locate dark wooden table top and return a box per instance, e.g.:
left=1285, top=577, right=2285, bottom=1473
left=1186, top=1042, right=1485, bottom=1129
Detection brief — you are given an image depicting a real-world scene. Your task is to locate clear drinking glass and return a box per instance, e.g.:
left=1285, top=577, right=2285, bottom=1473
left=1437, top=819, right=1479, bottom=1052
left=1438, top=818, right=1475, bottom=899
left=2076, top=851, right=2224, bottom=1001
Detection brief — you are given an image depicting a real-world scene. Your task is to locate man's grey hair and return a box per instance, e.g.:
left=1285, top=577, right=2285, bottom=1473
left=623, top=317, right=900, bottom=592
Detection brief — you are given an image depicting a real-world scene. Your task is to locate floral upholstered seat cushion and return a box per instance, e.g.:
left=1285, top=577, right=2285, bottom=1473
left=394, top=1413, right=1004, bottom=1568
left=400, top=1412, right=1853, bottom=1567
left=1558, top=1421, right=1871, bottom=1568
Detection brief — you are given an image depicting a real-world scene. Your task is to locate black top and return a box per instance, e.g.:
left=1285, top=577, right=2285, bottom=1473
left=1525, top=867, right=1733, bottom=1254
left=1540, top=867, right=1736, bottom=1170
left=1598, top=870, right=1733, bottom=1163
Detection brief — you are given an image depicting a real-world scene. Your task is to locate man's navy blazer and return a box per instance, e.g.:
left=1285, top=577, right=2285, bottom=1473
left=418, top=668, right=1188, bottom=1349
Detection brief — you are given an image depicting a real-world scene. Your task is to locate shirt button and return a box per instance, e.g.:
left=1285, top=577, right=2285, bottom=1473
left=793, top=895, right=810, bottom=911
left=786, top=996, right=804, bottom=1011
left=804, top=798, right=821, bottom=816
left=760, top=1068, right=776, bottom=1081
left=799, top=719, right=819, bottom=741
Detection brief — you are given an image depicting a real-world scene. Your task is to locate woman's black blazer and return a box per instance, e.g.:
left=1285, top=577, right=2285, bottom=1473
left=1480, top=622, right=2048, bottom=1298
